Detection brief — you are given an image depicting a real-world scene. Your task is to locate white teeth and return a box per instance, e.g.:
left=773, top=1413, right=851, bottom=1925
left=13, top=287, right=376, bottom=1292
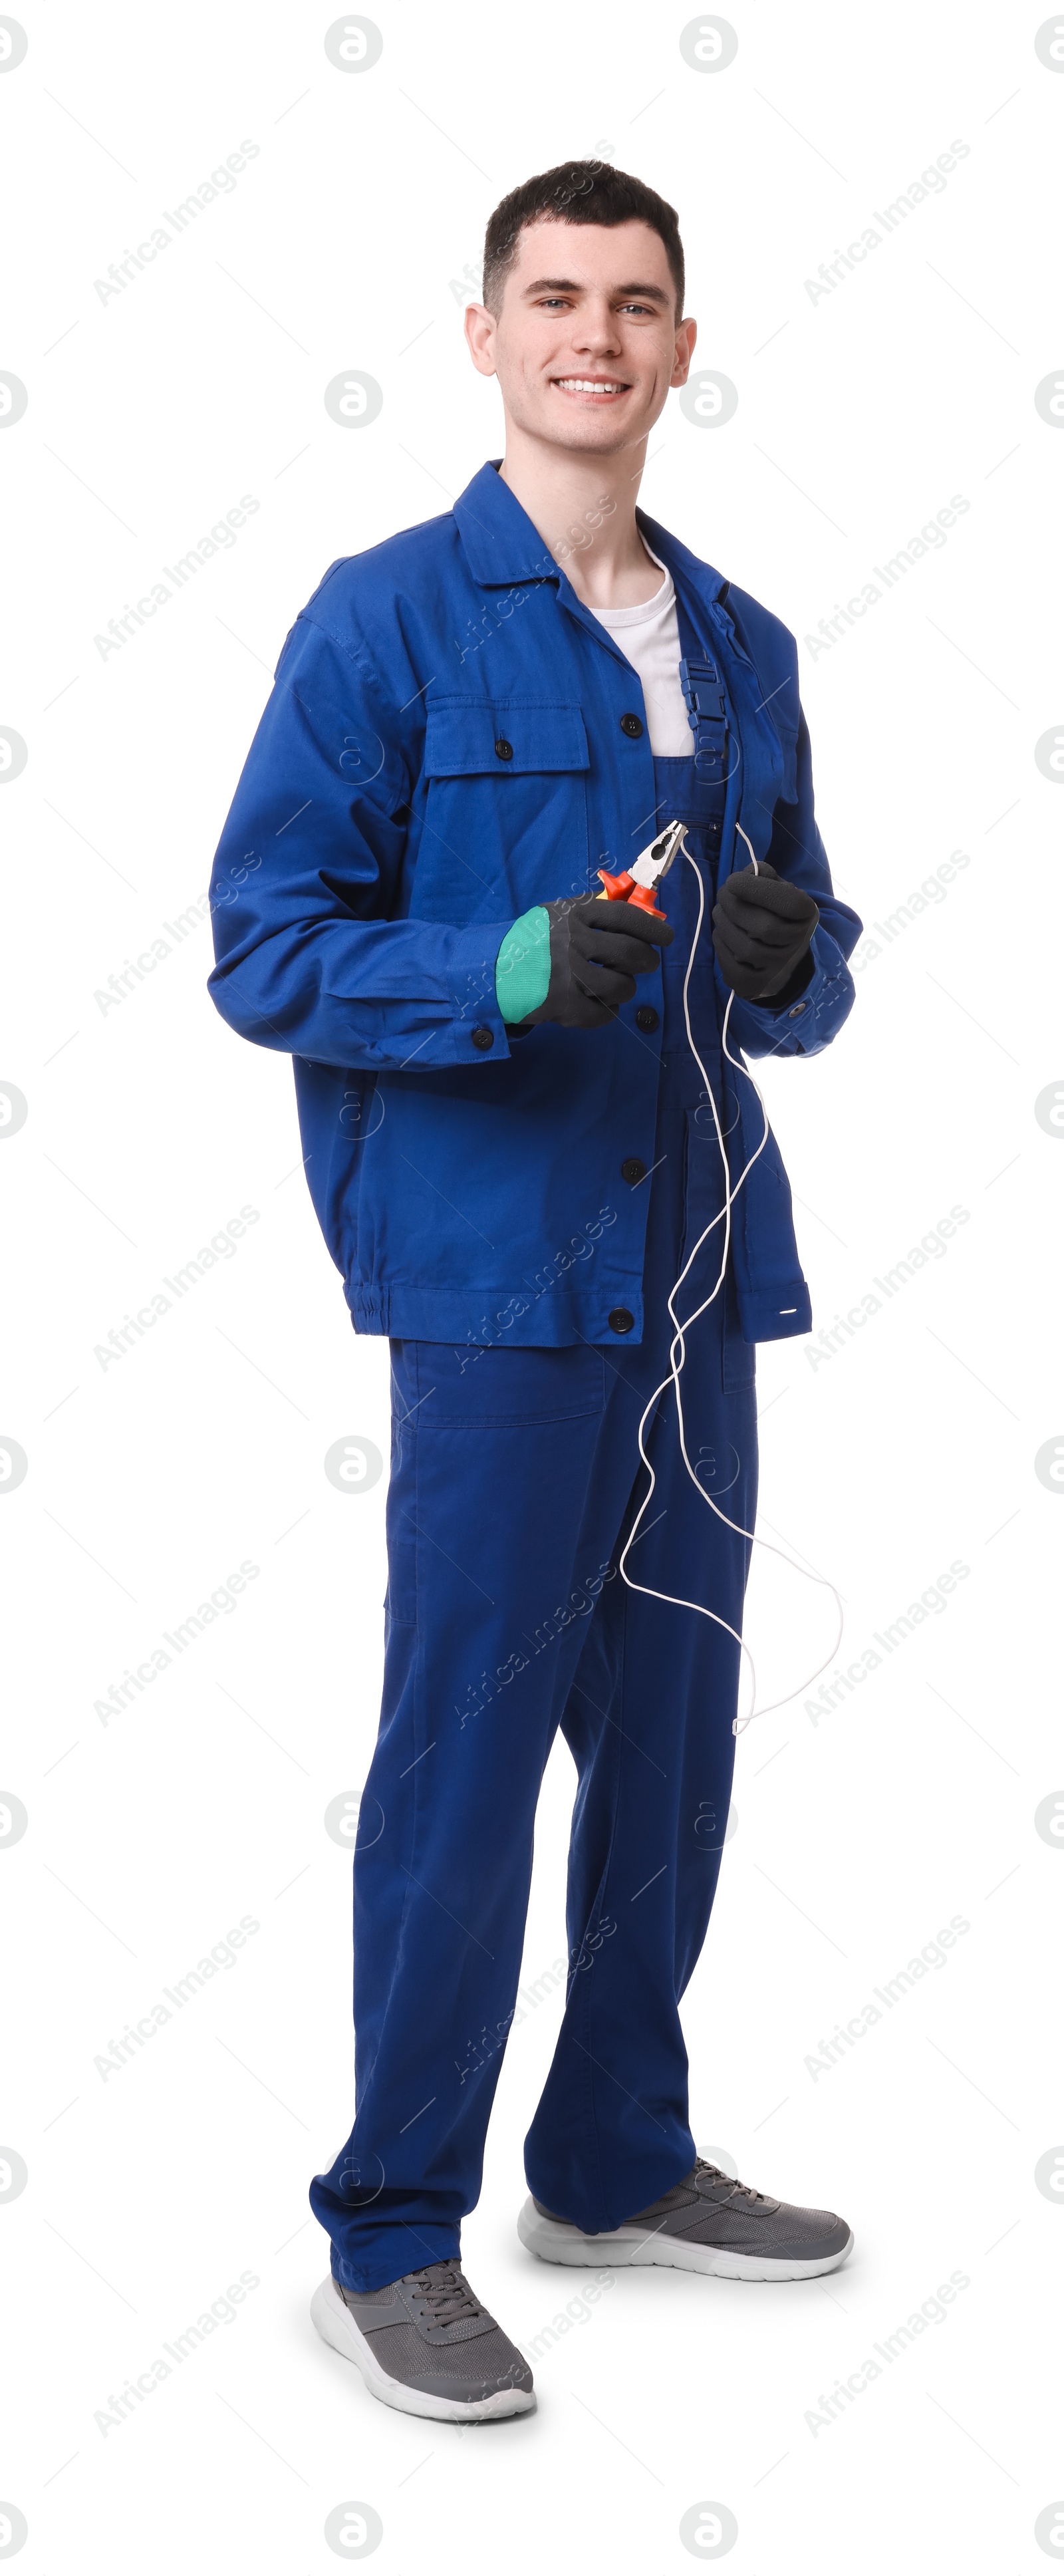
left=555, top=378, right=625, bottom=392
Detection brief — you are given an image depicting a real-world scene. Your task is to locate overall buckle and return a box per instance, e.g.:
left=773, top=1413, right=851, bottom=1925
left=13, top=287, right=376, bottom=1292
left=678, top=656, right=728, bottom=780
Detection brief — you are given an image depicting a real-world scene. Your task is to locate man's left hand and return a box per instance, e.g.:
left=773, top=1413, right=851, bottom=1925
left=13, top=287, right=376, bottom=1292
left=712, top=861, right=819, bottom=1001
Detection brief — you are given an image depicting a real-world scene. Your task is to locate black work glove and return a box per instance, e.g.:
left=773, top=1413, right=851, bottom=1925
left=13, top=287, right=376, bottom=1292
left=712, top=861, right=819, bottom=1002
left=521, top=893, right=674, bottom=1031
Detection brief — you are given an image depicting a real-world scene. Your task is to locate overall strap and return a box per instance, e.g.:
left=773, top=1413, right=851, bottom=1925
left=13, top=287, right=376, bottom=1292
left=674, top=585, right=731, bottom=782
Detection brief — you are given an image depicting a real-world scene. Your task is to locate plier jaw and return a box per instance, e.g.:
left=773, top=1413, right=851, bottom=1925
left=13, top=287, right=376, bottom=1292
left=595, top=819, right=685, bottom=918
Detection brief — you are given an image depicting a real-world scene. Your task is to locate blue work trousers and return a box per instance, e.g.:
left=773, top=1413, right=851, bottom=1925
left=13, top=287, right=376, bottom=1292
left=310, top=758, right=759, bottom=2290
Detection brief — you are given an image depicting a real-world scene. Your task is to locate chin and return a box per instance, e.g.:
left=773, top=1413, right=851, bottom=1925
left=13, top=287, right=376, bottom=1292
left=538, top=411, right=642, bottom=452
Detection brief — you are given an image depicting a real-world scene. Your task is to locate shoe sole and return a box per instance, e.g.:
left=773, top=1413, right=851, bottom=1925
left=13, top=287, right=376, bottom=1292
left=516, top=2195, right=853, bottom=2281
left=310, top=2276, right=536, bottom=2423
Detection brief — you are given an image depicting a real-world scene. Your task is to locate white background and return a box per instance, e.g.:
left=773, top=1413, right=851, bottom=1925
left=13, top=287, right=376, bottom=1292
left=1, top=2, right=1060, bottom=2567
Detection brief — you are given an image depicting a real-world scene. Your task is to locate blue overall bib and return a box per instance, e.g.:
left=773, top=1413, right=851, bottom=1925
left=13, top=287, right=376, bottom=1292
left=309, top=750, right=762, bottom=2291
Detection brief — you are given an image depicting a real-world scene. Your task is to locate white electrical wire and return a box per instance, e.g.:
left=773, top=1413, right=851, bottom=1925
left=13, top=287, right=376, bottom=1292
left=618, top=821, right=844, bottom=1734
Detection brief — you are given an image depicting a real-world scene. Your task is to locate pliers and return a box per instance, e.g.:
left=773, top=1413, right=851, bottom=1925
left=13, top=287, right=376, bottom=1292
left=595, top=818, right=686, bottom=922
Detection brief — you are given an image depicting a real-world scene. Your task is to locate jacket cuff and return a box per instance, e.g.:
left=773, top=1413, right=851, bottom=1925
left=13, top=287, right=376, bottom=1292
left=723, top=929, right=855, bottom=1058
left=448, top=921, right=520, bottom=1062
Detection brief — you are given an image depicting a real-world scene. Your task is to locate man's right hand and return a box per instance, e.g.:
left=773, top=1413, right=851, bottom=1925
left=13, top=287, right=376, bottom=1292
left=521, top=894, right=673, bottom=1030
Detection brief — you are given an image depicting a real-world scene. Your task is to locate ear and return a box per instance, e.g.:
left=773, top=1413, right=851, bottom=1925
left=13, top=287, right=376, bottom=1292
left=464, top=302, right=498, bottom=379
left=670, top=317, right=698, bottom=388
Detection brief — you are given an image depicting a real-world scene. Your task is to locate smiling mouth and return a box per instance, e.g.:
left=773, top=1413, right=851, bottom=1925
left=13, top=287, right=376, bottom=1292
left=551, top=376, right=632, bottom=398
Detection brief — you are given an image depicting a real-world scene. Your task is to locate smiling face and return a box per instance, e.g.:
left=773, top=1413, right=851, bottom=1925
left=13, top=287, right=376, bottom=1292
left=466, top=215, right=697, bottom=460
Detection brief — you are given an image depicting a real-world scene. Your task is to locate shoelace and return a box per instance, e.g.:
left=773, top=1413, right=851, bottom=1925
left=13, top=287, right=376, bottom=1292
left=693, top=2158, right=763, bottom=2203
left=406, top=2262, right=483, bottom=2328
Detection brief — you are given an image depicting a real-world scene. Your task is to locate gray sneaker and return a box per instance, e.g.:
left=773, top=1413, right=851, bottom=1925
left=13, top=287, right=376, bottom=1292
left=311, top=2259, right=536, bottom=2422
left=517, top=2158, right=853, bottom=2281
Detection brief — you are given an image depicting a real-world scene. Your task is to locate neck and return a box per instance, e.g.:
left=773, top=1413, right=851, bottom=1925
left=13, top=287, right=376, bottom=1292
left=497, top=426, right=662, bottom=609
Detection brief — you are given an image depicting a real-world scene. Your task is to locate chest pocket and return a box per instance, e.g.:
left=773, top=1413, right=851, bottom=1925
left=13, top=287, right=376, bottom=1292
left=417, top=699, right=591, bottom=917
left=424, top=700, right=589, bottom=776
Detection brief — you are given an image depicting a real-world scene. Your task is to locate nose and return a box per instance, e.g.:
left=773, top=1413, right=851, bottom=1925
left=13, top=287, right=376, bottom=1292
left=570, top=299, right=623, bottom=357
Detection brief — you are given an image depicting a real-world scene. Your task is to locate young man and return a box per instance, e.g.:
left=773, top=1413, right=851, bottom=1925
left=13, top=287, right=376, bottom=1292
left=208, top=163, right=863, bottom=2426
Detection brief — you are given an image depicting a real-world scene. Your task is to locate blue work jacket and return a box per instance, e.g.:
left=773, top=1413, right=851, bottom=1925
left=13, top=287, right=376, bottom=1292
left=207, top=460, right=861, bottom=1347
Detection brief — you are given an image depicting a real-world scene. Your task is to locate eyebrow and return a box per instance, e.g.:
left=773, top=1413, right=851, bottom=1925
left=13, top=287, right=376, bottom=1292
left=521, top=276, right=671, bottom=305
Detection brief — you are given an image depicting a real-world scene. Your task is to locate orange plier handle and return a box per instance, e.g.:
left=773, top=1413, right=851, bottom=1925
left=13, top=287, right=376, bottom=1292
left=595, top=867, right=666, bottom=920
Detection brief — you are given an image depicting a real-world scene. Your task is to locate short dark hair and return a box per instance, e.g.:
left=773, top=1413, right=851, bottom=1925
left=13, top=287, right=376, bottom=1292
left=482, top=160, right=685, bottom=321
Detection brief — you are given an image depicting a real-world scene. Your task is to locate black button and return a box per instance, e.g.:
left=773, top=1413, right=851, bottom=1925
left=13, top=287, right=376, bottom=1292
left=494, top=736, right=513, bottom=760
left=635, top=1005, right=659, bottom=1033
left=621, top=1157, right=646, bottom=1186
left=470, top=1025, right=494, bottom=1051
left=619, top=712, right=644, bottom=739
left=608, top=1306, right=634, bottom=1334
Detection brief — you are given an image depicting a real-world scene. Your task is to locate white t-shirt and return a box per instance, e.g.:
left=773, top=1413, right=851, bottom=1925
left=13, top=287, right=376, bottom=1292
left=585, top=543, right=693, bottom=757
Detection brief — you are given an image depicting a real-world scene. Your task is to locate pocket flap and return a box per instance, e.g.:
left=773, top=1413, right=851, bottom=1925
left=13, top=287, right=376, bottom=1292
left=424, top=699, right=591, bottom=778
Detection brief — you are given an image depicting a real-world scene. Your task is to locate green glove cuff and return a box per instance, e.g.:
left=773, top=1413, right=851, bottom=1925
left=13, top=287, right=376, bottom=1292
left=495, top=905, right=551, bottom=1024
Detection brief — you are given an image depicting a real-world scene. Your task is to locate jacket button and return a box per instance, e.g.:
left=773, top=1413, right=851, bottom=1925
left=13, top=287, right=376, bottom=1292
left=635, top=1005, right=659, bottom=1033
left=494, top=736, right=513, bottom=760
left=608, top=1306, right=634, bottom=1334
left=471, top=1025, right=494, bottom=1050
left=787, top=1002, right=807, bottom=1018
left=620, top=1157, right=646, bottom=1185
left=619, top=712, right=643, bottom=739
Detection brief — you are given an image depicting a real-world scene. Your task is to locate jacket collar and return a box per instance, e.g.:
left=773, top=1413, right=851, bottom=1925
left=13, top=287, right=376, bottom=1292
left=632, top=504, right=729, bottom=608
left=453, top=460, right=558, bottom=585
left=452, top=460, right=730, bottom=607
